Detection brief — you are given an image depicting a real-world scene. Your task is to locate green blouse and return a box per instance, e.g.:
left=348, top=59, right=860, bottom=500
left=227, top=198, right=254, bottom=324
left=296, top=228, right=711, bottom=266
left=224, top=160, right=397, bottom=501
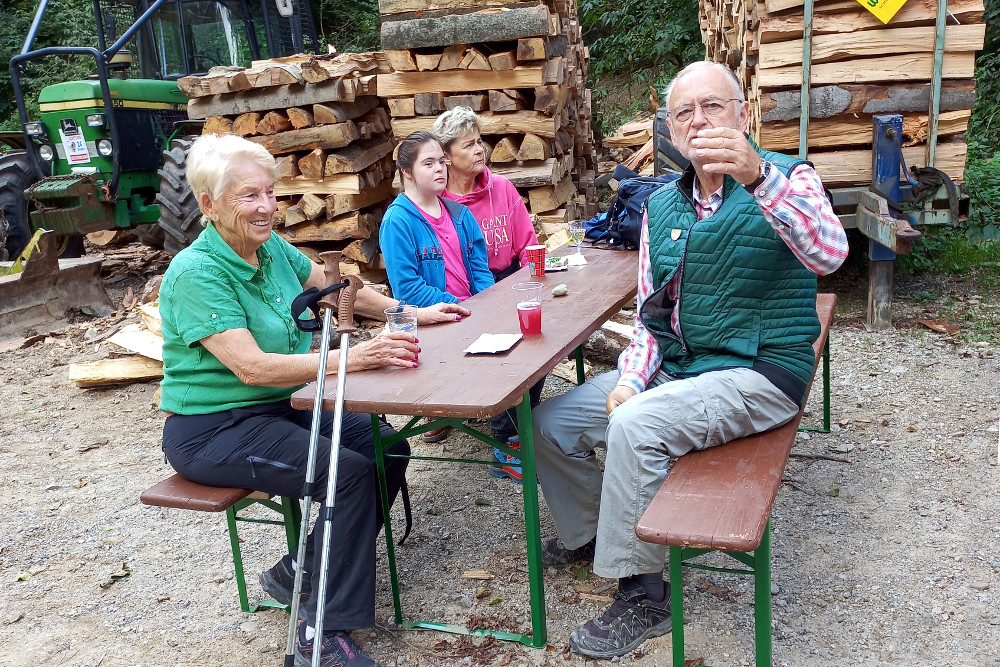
left=158, top=224, right=314, bottom=415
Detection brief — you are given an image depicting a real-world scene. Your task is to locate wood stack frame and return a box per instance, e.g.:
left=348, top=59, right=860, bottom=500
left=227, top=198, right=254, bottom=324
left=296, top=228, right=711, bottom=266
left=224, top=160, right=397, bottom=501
left=699, top=0, right=985, bottom=187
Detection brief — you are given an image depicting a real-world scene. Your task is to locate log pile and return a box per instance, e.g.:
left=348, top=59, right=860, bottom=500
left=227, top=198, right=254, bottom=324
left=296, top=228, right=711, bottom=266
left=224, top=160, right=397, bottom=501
left=699, top=0, right=985, bottom=186
left=376, top=0, right=599, bottom=243
left=178, top=53, right=395, bottom=278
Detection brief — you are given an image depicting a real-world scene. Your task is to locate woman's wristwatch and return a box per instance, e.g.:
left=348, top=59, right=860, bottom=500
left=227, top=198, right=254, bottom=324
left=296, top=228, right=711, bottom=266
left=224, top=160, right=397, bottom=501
left=744, top=160, right=772, bottom=194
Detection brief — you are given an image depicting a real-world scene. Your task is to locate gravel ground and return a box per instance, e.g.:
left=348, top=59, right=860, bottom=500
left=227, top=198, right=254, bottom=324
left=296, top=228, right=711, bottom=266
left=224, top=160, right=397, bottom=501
left=1, top=246, right=999, bottom=666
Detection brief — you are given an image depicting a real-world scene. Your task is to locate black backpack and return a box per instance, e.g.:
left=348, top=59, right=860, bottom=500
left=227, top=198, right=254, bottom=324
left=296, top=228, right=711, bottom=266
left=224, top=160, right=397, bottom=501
left=585, top=165, right=679, bottom=250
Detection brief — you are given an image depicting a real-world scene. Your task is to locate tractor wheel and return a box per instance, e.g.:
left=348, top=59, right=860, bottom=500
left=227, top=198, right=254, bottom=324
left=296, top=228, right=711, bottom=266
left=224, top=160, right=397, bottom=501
left=0, top=150, right=36, bottom=260
left=156, top=138, right=202, bottom=255
left=133, top=222, right=166, bottom=249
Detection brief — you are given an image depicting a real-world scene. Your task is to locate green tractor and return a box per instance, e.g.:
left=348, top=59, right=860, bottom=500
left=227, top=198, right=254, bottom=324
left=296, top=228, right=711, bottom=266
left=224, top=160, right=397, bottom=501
left=2, top=0, right=318, bottom=260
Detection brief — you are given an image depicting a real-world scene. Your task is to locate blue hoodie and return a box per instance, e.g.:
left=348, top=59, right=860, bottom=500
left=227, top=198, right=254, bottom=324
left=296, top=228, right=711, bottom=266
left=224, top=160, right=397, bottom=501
left=380, top=193, right=495, bottom=306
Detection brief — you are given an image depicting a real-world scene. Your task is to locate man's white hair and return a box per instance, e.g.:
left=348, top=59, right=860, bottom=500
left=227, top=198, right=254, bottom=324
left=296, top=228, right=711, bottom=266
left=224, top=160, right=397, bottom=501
left=663, top=61, right=745, bottom=109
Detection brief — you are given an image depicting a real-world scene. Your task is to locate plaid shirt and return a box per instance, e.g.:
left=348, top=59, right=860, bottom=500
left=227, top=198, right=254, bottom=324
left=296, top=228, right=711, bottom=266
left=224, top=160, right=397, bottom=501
left=616, top=164, right=848, bottom=394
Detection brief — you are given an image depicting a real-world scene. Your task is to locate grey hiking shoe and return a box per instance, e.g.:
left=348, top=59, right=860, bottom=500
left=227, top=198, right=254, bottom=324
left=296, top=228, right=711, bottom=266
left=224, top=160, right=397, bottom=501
left=259, top=554, right=310, bottom=619
left=569, top=578, right=672, bottom=659
left=541, top=536, right=596, bottom=568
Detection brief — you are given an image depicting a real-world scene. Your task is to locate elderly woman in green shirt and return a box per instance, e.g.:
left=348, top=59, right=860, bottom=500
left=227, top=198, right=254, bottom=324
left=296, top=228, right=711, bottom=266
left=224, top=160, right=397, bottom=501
left=158, top=134, right=468, bottom=667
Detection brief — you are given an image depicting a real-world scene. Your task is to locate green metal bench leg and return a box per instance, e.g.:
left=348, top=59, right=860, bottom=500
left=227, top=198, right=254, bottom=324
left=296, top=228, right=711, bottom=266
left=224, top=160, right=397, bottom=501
left=517, top=394, right=547, bottom=647
left=753, top=522, right=773, bottom=667
left=372, top=414, right=404, bottom=626
left=226, top=506, right=254, bottom=614
left=821, top=334, right=831, bottom=432
left=669, top=546, right=686, bottom=667
left=281, top=495, right=302, bottom=554
left=575, top=345, right=586, bottom=385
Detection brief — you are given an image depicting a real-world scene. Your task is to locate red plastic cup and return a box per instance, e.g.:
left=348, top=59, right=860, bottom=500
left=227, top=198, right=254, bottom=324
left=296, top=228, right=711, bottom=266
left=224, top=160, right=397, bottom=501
left=525, top=244, right=546, bottom=277
left=513, top=282, right=543, bottom=335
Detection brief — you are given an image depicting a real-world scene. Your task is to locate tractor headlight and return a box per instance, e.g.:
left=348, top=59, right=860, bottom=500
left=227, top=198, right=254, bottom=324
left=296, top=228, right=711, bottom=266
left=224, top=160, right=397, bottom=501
left=96, top=139, right=113, bottom=157
left=38, top=144, right=55, bottom=161
left=24, top=121, right=45, bottom=137
left=85, top=113, right=107, bottom=128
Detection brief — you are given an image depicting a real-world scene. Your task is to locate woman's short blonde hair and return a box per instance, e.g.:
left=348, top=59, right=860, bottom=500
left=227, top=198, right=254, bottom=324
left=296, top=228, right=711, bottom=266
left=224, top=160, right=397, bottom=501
left=432, top=107, right=482, bottom=152
left=186, top=134, right=277, bottom=223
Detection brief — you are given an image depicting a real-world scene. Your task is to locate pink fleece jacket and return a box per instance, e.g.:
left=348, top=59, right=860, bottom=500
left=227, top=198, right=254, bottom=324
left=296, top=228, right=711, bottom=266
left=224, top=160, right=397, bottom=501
left=443, top=166, right=539, bottom=274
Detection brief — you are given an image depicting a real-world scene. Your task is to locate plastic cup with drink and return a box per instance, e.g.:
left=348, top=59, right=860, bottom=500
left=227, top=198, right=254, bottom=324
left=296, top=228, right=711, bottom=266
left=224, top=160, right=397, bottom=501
left=384, top=304, right=418, bottom=334
left=513, top=282, right=543, bottom=336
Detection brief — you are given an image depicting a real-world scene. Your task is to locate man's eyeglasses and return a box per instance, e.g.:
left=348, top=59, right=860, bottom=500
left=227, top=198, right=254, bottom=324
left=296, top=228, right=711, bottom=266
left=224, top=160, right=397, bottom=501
left=669, top=98, right=742, bottom=123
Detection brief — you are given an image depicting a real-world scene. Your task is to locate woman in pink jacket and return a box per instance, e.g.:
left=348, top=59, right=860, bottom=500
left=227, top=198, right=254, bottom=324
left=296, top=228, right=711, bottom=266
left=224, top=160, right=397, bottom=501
left=433, top=107, right=545, bottom=484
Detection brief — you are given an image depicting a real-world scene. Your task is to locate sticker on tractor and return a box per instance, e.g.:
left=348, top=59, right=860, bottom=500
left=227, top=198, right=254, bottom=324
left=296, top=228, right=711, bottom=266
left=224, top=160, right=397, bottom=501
left=59, top=128, right=91, bottom=165
left=856, top=0, right=907, bottom=24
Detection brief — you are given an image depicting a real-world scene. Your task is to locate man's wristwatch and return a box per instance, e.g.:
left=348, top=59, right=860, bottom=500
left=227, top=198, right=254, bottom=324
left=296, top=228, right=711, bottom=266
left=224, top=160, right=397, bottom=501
left=745, top=160, right=771, bottom=194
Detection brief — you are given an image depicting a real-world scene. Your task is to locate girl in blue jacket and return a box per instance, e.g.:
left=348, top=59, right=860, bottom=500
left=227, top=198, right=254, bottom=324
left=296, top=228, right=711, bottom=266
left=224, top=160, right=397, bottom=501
left=380, top=132, right=494, bottom=307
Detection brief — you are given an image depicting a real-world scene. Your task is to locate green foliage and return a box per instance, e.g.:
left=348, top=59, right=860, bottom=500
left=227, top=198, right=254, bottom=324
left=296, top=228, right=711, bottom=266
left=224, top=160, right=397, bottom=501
left=0, top=0, right=98, bottom=131
left=895, top=224, right=1000, bottom=284
left=311, top=0, right=380, bottom=52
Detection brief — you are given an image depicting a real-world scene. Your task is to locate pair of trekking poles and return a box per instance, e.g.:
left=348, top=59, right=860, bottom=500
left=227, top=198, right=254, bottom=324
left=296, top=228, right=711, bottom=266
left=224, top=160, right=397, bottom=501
left=283, top=250, right=361, bottom=667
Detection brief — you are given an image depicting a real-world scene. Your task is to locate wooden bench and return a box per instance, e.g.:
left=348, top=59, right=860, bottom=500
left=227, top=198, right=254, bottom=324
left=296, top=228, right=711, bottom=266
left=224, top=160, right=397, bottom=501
left=140, top=473, right=301, bottom=614
left=635, top=292, right=836, bottom=667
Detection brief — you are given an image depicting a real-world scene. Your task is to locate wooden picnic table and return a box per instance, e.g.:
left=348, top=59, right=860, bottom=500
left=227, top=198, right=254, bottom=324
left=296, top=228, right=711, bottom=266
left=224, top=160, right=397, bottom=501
left=291, top=245, right=638, bottom=647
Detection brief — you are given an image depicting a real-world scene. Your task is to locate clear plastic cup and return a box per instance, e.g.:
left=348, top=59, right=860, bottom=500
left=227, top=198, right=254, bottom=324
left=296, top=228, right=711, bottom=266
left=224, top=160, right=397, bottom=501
left=384, top=304, right=418, bottom=334
left=512, top=282, right=543, bottom=335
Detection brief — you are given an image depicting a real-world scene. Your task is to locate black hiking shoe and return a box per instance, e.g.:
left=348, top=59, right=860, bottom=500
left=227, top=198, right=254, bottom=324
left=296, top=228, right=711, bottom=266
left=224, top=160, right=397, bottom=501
left=260, top=554, right=310, bottom=619
left=541, top=536, right=596, bottom=568
left=294, top=622, right=379, bottom=667
left=568, top=578, right=672, bottom=659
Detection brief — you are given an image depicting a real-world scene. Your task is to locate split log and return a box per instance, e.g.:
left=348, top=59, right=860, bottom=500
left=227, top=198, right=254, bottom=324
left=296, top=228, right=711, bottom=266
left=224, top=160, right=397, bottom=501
left=188, top=80, right=359, bottom=118
left=233, top=112, right=264, bottom=136
left=229, top=62, right=303, bottom=91
left=297, top=53, right=382, bottom=84
left=202, top=116, right=233, bottom=135
left=312, top=97, right=379, bottom=125
left=491, top=157, right=571, bottom=189
left=809, top=141, right=967, bottom=186
left=297, top=149, right=327, bottom=180
left=758, top=80, right=977, bottom=123
left=286, top=107, right=315, bottom=129
left=459, top=47, right=491, bottom=70
left=516, top=36, right=567, bottom=61
left=415, top=52, right=443, bottom=71
left=384, top=49, right=418, bottom=71
left=69, top=356, right=163, bottom=388
left=377, top=0, right=525, bottom=13
left=445, top=94, right=487, bottom=111
left=284, top=204, right=306, bottom=226
left=757, top=24, right=985, bottom=69
left=756, top=0, right=985, bottom=44
left=528, top=173, right=575, bottom=212
left=414, top=92, right=447, bottom=115
left=489, top=136, right=521, bottom=163
left=757, top=53, right=976, bottom=89
left=487, top=50, right=517, bottom=71
left=276, top=157, right=394, bottom=196
left=355, top=108, right=391, bottom=139
left=279, top=210, right=378, bottom=244
left=299, top=193, right=328, bottom=220
left=516, top=133, right=552, bottom=161
left=489, top=89, right=524, bottom=112
left=257, top=111, right=293, bottom=135
left=542, top=57, right=564, bottom=85
left=343, top=236, right=381, bottom=264
left=391, top=111, right=558, bottom=140
left=386, top=97, right=416, bottom=117
left=439, top=44, right=468, bottom=71
left=177, top=66, right=244, bottom=97
left=247, top=121, right=361, bottom=154
left=325, top=138, right=395, bottom=175
left=380, top=5, right=552, bottom=51
left=326, top=179, right=395, bottom=218
left=759, top=110, right=971, bottom=152
left=533, top=84, right=568, bottom=115
left=275, top=155, right=300, bottom=179
left=376, top=68, right=543, bottom=96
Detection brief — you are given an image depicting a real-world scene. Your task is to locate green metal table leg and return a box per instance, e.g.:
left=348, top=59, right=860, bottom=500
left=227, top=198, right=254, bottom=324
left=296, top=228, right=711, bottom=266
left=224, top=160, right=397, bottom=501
left=372, top=414, right=404, bottom=625
left=517, top=393, right=547, bottom=647
left=753, top=522, right=772, bottom=667
left=575, top=345, right=586, bottom=385
left=669, top=546, right=686, bottom=667
left=282, top=496, right=302, bottom=554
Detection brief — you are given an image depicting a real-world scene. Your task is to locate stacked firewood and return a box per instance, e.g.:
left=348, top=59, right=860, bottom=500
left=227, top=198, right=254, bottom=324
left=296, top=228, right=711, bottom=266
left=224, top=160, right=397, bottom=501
left=178, top=53, right=395, bottom=278
left=699, top=0, right=986, bottom=186
left=376, top=0, right=598, bottom=244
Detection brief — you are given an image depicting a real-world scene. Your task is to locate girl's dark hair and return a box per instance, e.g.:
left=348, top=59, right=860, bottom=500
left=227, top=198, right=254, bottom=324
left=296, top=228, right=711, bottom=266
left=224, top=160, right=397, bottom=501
left=396, top=131, right=442, bottom=173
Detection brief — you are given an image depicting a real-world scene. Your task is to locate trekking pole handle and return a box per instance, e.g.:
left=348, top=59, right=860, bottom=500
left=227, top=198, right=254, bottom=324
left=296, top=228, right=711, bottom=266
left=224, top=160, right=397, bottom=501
left=318, top=251, right=343, bottom=311
left=337, top=275, right=362, bottom=334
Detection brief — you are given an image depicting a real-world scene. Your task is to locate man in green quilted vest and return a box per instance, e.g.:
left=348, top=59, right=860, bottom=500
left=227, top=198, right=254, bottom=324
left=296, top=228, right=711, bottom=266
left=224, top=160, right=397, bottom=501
left=531, top=61, right=848, bottom=659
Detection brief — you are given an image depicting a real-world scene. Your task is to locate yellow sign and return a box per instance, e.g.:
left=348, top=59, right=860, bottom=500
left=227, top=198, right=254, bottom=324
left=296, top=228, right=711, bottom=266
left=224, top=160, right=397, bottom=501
left=856, top=0, right=908, bottom=24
